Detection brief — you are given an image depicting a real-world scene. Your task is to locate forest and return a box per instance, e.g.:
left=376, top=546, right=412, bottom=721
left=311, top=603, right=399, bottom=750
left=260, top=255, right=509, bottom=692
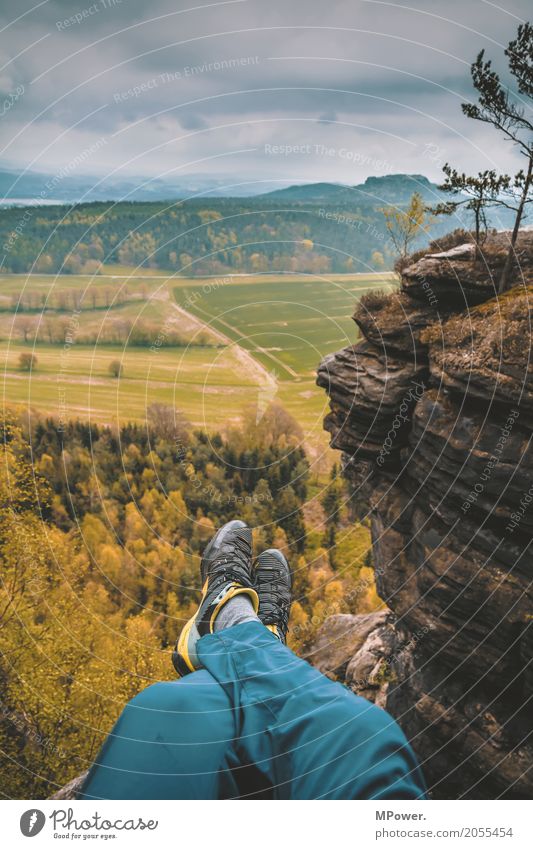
left=0, top=175, right=456, bottom=277
left=0, top=403, right=376, bottom=798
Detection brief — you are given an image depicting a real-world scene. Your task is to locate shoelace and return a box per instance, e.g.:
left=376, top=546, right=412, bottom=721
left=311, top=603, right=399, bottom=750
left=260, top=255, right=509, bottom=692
left=258, top=577, right=290, bottom=631
left=209, top=547, right=252, bottom=592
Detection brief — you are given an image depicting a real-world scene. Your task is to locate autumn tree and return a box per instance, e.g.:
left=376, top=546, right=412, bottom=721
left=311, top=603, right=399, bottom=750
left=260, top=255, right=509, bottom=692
left=17, top=316, right=35, bottom=344
left=0, top=405, right=381, bottom=797
left=147, top=403, right=191, bottom=444
left=320, top=464, right=344, bottom=566
left=462, top=23, right=533, bottom=291
left=382, top=192, right=433, bottom=270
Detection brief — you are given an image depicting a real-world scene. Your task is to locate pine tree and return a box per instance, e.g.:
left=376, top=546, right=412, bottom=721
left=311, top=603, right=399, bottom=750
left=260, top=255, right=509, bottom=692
left=462, top=23, right=533, bottom=291
left=431, top=165, right=510, bottom=258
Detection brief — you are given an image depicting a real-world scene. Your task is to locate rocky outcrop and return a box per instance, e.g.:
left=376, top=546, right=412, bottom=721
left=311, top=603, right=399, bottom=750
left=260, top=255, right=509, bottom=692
left=51, top=771, right=88, bottom=799
left=401, top=233, right=533, bottom=305
left=317, top=343, right=427, bottom=463
left=352, top=289, right=439, bottom=360
left=316, top=234, right=533, bottom=799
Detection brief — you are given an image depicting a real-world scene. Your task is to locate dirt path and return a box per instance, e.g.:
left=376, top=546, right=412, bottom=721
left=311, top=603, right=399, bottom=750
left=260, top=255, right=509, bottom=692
left=192, top=305, right=299, bottom=380
left=153, top=289, right=279, bottom=393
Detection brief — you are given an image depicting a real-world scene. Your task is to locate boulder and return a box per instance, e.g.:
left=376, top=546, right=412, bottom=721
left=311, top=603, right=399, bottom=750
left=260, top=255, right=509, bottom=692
left=401, top=244, right=494, bottom=306
left=400, top=234, right=533, bottom=306
left=308, top=610, right=390, bottom=679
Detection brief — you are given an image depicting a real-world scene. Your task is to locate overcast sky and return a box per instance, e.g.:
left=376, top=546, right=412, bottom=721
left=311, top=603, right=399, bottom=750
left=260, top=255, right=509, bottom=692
left=0, top=0, right=531, bottom=190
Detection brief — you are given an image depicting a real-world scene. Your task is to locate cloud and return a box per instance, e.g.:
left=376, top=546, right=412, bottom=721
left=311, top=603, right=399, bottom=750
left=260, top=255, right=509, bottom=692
left=317, top=111, right=338, bottom=124
left=0, top=0, right=530, bottom=185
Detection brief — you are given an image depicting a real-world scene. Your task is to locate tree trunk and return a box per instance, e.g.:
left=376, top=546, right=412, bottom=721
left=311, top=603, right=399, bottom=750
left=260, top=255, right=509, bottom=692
left=499, top=155, right=533, bottom=293
left=474, top=206, right=481, bottom=263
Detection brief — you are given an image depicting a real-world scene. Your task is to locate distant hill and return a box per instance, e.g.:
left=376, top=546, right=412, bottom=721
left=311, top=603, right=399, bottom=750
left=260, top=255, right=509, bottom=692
left=261, top=182, right=355, bottom=202
left=262, top=174, right=442, bottom=204
left=0, top=168, right=441, bottom=206
left=0, top=168, right=470, bottom=207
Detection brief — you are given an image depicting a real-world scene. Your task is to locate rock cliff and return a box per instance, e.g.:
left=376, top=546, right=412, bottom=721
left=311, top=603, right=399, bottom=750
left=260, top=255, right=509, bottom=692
left=315, top=233, right=533, bottom=799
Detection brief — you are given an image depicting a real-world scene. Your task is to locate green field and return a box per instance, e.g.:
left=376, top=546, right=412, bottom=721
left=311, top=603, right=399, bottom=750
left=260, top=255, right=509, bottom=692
left=0, top=342, right=258, bottom=428
left=173, top=273, right=395, bottom=377
left=0, top=270, right=395, bottom=451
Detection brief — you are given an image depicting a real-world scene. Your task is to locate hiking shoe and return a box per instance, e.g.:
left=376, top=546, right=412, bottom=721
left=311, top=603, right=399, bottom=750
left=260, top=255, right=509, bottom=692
left=253, top=549, right=292, bottom=643
left=172, top=520, right=259, bottom=677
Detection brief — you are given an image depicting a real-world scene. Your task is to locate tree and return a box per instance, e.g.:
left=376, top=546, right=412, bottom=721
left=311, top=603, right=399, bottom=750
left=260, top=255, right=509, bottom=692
left=0, top=406, right=322, bottom=797
left=108, top=359, right=123, bottom=378
left=18, top=352, right=36, bottom=371
left=371, top=250, right=385, bottom=269
left=382, top=192, right=433, bottom=269
left=147, top=403, right=190, bottom=444
left=17, top=316, right=35, bottom=344
left=321, top=463, right=341, bottom=526
left=431, top=165, right=510, bottom=258
left=273, top=484, right=306, bottom=552
left=462, top=24, right=533, bottom=291
left=232, top=402, right=303, bottom=450
left=321, top=464, right=343, bottom=567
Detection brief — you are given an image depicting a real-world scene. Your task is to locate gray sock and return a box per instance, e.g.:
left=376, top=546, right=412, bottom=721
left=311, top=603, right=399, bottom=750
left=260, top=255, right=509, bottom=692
left=214, top=593, right=259, bottom=633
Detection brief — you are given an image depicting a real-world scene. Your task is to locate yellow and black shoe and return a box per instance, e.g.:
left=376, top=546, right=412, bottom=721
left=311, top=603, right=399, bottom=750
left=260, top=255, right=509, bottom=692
left=253, top=549, right=292, bottom=644
left=172, top=520, right=259, bottom=677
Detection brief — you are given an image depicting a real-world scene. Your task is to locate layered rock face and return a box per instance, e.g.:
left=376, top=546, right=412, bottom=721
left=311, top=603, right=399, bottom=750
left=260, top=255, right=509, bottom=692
left=316, top=236, right=533, bottom=799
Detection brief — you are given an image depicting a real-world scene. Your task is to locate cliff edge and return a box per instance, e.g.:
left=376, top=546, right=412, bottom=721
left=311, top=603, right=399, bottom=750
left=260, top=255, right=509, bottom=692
left=315, top=231, right=533, bottom=799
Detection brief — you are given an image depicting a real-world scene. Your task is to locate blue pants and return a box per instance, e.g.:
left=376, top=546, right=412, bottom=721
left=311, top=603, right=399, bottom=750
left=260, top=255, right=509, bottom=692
left=81, top=622, right=426, bottom=800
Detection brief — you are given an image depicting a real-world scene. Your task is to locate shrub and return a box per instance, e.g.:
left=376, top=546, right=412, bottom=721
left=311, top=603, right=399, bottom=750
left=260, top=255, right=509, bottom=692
left=18, top=353, right=37, bottom=371
left=108, top=359, right=123, bottom=378
left=356, top=289, right=391, bottom=315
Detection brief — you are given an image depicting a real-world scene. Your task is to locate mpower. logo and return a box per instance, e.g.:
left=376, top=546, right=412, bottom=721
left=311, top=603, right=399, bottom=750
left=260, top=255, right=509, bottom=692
left=20, top=809, right=45, bottom=837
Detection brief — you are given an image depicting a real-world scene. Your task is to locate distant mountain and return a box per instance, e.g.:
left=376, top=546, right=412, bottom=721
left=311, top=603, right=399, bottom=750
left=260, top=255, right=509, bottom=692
left=262, top=174, right=442, bottom=204
left=0, top=161, right=455, bottom=208
left=0, top=177, right=519, bottom=276
left=261, top=182, right=354, bottom=201
left=0, top=166, right=445, bottom=206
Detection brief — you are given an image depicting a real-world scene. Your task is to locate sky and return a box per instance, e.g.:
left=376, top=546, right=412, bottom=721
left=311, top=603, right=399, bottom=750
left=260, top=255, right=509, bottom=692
left=0, top=0, right=531, bottom=191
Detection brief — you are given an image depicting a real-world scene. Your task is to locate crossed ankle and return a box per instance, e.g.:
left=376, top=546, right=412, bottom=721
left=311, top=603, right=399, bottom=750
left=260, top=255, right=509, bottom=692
left=214, top=593, right=260, bottom=633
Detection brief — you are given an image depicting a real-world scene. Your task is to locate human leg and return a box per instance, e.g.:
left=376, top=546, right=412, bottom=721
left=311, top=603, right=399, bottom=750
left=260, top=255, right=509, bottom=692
left=197, top=621, right=427, bottom=800
left=168, top=524, right=425, bottom=800
left=79, top=670, right=240, bottom=800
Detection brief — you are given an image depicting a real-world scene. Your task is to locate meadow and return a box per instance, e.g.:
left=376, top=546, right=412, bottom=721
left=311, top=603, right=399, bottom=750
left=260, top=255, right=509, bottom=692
left=173, top=272, right=396, bottom=448
left=173, top=272, right=396, bottom=376
left=0, top=269, right=395, bottom=452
